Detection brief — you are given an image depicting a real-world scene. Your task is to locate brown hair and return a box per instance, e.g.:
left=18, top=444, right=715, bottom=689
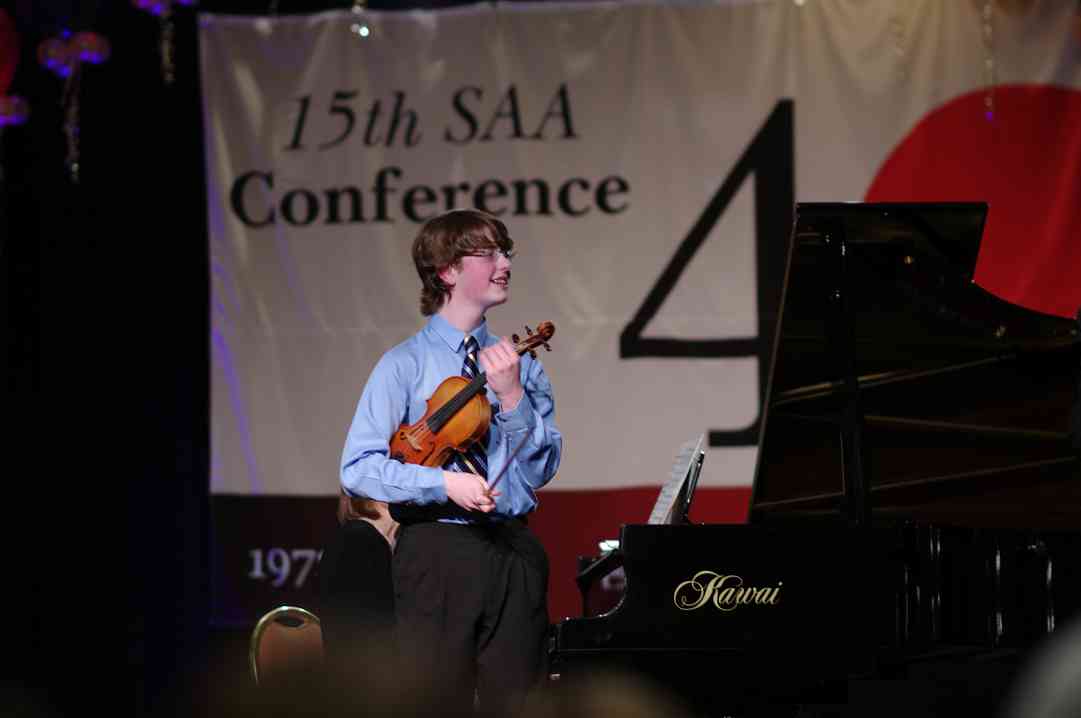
left=337, top=490, right=381, bottom=525
left=411, top=209, right=514, bottom=316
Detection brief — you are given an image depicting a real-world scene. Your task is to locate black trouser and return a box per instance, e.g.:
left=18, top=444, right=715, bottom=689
left=392, top=519, right=549, bottom=718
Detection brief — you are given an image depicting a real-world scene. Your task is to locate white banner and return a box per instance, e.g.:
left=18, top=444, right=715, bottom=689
left=201, top=0, right=1081, bottom=499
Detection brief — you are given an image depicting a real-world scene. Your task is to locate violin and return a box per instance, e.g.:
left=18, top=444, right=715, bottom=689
left=388, top=321, right=555, bottom=470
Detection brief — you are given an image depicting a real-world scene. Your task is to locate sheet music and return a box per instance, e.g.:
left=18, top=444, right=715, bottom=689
left=647, top=433, right=707, bottom=525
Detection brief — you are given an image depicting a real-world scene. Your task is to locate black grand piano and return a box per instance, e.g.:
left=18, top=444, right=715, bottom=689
left=551, top=203, right=1081, bottom=716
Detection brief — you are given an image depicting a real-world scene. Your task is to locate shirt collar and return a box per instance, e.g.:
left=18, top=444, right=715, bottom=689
left=427, top=313, right=490, bottom=353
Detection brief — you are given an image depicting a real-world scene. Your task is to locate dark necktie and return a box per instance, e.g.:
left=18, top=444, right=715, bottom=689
left=446, top=335, right=489, bottom=478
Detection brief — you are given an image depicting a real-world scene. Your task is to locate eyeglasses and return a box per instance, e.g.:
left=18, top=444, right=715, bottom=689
left=464, top=248, right=515, bottom=261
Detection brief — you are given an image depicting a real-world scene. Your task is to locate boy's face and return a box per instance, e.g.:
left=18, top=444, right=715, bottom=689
left=440, top=247, right=513, bottom=314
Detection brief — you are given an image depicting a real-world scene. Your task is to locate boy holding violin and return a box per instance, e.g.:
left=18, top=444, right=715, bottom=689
left=340, top=208, right=562, bottom=716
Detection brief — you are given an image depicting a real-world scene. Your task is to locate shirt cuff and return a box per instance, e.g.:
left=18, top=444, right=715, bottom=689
left=496, top=393, right=535, bottom=434
left=412, top=464, right=448, bottom=504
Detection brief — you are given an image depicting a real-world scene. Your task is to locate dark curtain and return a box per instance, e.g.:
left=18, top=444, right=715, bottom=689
left=3, top=2, right=208, bottom=713
left=1, top=2, right=496, bottom=713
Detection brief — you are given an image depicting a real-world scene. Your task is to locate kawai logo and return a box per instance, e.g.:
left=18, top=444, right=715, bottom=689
left=673, top=570, right=783, bottom=612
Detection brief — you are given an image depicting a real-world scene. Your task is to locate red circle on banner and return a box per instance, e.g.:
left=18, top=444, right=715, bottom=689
left=0, top=9, right=18, bottom=96
left=865, top=84, right=1081, bottom=320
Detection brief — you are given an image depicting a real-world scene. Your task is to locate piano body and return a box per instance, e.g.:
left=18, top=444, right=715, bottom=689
left=552, top=203, right=1081, bottom=715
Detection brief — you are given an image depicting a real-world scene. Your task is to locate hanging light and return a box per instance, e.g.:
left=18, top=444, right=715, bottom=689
left=133, top=0, right=198, bottom=84
left=350, top=0, right=371, bottom=39
left=132, top=0, right=174, bottom=17
left=71, top=31, right=112, bottom=65
left=0, top=95, right=29, bottom=126
left=37, top=35, right=74, bottom=77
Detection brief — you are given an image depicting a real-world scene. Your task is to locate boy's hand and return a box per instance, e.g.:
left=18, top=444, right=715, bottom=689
left=443, top=470, right=500, bottom=513
left=479, top=337, right=523, bottom=411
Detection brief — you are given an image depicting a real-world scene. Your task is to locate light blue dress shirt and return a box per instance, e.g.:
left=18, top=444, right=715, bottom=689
left=341, top=314, right=562, bottom=520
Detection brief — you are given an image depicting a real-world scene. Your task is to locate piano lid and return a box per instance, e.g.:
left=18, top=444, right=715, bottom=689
left=750, top=202, right=1080, bottom=529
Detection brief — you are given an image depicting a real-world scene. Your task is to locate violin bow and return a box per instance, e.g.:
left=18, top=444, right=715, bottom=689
left=486, top=431, right=531, bottom=492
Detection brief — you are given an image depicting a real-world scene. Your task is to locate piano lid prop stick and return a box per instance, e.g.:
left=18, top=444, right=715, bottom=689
left=487, top=431, right=531, bottom=492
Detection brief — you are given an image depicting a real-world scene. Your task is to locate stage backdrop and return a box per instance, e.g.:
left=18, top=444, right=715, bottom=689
left=200, top=0, right=1081, bottom=625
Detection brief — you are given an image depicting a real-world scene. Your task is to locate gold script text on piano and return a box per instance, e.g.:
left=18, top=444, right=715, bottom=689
left=673, top=571, right=783, bottom=612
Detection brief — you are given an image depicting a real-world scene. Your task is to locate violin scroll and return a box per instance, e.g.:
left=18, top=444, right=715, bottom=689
left=512, top=321, right=554, bottom=359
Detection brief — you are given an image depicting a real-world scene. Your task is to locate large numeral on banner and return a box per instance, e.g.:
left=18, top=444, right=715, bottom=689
left=619, top=100, right=794, bottom=447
